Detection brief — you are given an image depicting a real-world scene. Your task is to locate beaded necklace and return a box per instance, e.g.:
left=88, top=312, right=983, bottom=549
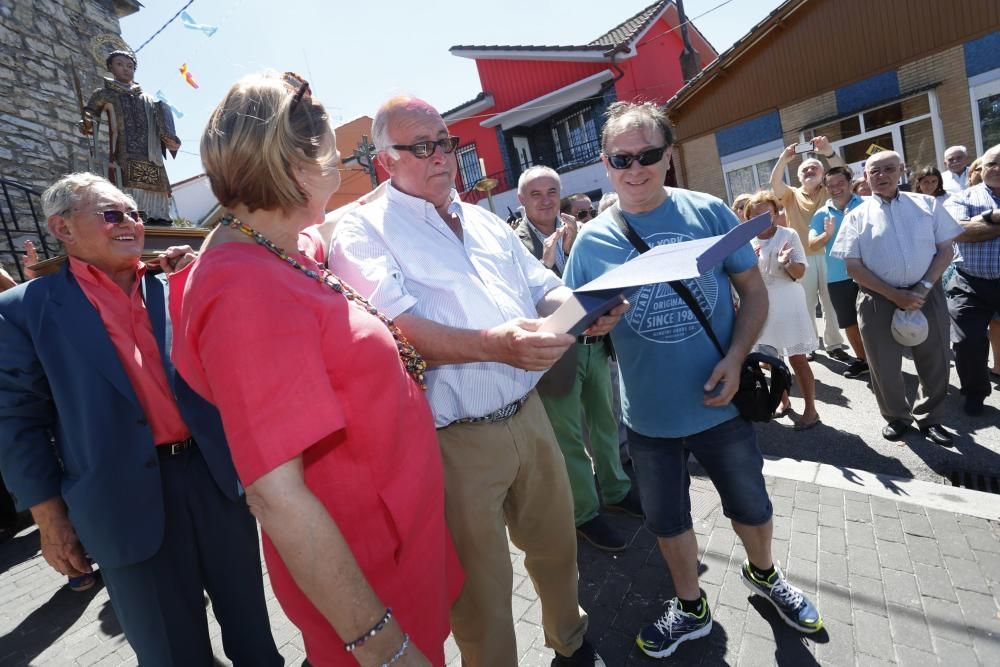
left=220, top=215, right=427, bottom=390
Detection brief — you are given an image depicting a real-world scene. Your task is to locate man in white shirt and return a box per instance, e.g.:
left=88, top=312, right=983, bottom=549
left=941, top=145, right=971, bottom=195
left=831, top=151, right=962, bottom=446
left=330, top=96, right=623, bottom=667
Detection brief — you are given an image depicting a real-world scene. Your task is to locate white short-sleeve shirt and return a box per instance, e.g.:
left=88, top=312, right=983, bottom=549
left=830, top=191, right=962, bottom=288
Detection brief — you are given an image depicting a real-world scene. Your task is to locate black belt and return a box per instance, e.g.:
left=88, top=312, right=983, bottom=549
left=157, top=437, right=195, bottom=456
left=576, top=334, right=606, bottom=345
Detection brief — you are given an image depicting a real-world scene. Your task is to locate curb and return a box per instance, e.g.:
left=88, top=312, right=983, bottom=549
left=762, top=455, right=1000, bottom=521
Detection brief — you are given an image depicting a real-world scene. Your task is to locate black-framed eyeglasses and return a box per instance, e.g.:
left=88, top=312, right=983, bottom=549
left=606, top=145, right=668, bottom=170
left=82, top=209, right=143, bottom=224
left=283, top=71, right=311, bottom=110
left=392, top=136, right=460, bottom=159
left=576, top=208, right=597, bottom=221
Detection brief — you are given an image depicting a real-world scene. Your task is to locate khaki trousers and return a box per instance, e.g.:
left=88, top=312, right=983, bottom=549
left=803, top=255, right=846, bottom=349
left=437, top=391, right=587, bottom=666
left=857, top=284, right=951, bottom=425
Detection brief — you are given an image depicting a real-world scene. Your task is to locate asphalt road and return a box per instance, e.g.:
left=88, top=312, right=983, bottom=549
left=753, top=345, right=1000, bottom=488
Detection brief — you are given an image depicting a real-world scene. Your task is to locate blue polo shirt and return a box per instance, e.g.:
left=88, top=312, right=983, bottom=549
left=810, top=193, right=864, bottom=284
left=564, top=189, right=757, bottom=439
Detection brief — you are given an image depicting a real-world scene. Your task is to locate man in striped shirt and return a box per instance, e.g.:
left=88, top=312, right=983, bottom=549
left=944, top=143, right=1000, bottom=416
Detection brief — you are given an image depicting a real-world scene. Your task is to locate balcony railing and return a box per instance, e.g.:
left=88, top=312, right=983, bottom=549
left=550, top=137, right=602, bottom=171
left=457, top=137, right=603, bottom=205
left=1, top=178, right=54, bottom=281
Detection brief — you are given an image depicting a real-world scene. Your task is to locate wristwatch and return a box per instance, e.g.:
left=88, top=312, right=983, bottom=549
left=919, top=280, right=934, bottom=290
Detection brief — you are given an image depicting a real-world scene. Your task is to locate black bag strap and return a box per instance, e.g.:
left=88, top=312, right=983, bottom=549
left=609, top=205, right=726, bottom=359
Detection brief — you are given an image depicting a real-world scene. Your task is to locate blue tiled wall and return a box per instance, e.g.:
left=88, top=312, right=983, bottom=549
left=965, top=30, right=1000, bottom=78
left=835, top=71, right=900, bottom=116
left=714, top=111, right=783, bottom=157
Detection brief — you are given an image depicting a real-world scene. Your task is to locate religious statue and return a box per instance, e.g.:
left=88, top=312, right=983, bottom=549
left=79, top=50, right=180, bottom=225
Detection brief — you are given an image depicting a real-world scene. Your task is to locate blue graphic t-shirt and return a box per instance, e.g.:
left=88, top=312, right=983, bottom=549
left=810, top=193, right=864, bottom=284
left=564, top=189, right=757, bottom=439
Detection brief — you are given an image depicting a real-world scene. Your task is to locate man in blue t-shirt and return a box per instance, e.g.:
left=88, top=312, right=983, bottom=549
left=808, top=165, right=868, bottom=379
left=564, top=102, right=823, bottom=659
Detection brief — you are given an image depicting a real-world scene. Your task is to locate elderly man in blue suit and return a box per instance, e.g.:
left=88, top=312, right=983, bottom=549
left=0, top=173, right=281, bottom=666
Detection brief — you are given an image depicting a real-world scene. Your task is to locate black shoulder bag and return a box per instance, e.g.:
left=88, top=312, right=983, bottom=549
left=608, top=206, right=790, bottom=422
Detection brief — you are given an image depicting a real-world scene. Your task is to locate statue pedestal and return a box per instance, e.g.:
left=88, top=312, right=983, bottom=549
left=26, top=226, right=210, bottom=276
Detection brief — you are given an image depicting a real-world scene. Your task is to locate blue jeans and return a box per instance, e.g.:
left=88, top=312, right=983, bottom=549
left=627, top=417, right=772, bottom=537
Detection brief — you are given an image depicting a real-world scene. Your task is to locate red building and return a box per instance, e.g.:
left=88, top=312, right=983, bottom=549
left=439, top=0, right=716, bottom=215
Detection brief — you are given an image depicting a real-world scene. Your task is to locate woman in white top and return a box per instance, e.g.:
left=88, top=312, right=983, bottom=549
left=744, top=191, right=821, bottom=430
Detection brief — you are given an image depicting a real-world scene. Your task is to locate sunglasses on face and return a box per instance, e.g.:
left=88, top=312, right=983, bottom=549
left=576, top=208, right=597, bottom=221
left=391, top=136, right=460, bottom=159
left=606, top=145, right=668, bottom=170
left=87, top=209, right=144, bottom=224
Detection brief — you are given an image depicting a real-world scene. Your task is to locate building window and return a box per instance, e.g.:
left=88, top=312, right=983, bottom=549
left=970, top=71, right=1000, bottom=156
left=455, top=143, right=481, bottom=191
left=551, top=109, right=600, bottom=168
left=803, top=92, right=937, bottom=181
left=721, top=141, right=783, bottom=204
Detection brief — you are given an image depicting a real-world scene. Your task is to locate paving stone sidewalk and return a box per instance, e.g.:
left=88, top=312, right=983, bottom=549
left=2, top=472, right=999, bottom=666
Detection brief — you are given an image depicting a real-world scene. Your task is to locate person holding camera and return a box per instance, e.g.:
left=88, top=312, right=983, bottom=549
left=770, top=136, right=850, bottom=362
left=564, top=101, right=823, bottom=660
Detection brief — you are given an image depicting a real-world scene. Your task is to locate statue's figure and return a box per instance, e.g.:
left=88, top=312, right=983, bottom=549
left=80, top=51, right=180, bottom=225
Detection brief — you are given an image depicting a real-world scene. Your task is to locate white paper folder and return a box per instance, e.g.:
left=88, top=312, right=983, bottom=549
left=540, top=212, right=770, bottom=335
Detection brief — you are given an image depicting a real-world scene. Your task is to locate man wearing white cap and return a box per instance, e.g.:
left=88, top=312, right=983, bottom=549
left=831, top=151, right=962, bottom=445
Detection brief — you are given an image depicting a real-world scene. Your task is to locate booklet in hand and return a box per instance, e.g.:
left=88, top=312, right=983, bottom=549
left=540, top=212, right=770, bottom=335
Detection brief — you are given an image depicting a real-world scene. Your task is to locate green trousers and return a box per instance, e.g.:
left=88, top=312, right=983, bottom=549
left=540, top=343, right=631, bottom=526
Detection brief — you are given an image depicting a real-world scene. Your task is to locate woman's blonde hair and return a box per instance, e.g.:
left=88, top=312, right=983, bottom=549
left=968, top=157, right=984, bottom=187
left=743, top=190, right=779, bottom=221
left=201, top=71, right=337, bottom=213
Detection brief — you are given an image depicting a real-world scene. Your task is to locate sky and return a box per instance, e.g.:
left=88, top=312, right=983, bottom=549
left=119, top=0, right=778, bottom=182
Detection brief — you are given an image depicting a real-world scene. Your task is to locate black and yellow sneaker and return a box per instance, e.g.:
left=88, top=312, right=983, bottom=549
left=636, top=595, right=712, bottom=658
left=741, top=560, right=823, bottom=633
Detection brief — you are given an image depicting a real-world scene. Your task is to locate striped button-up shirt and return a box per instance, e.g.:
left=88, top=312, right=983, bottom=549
left=944, top=183, right=1000, bottom=279
left=330, top=182, right=563, bottom=427
left=831, top=190, right=962, bottom=288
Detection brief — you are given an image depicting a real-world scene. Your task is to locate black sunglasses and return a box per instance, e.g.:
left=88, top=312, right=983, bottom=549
left=576, top=208, right=597, bottom=221
left=392, top=136, right=460, bottom=159
left=283, top=71, right=311, bottom=110
left=606, top=146, right=669, bottom=170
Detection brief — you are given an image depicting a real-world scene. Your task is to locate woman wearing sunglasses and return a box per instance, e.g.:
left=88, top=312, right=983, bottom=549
left=170, top=71, right=460, bottom=666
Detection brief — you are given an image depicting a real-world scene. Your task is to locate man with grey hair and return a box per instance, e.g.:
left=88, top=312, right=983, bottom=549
left=944, top=143, right=1000, bottom=416
left=331, top=96, right=623, bottom=666
left=831, top=151, right=962, bottom=444
left=942, top=145, right=972, bottom=195
left=0, top=173, right=280, bottom=665
left=515, top=165, right=642, bottom=553
left=567, top=100, right=823, bottom=658
left=770, top=138, right=851, bottom=362
left=515, top=165, right=576, bottom=275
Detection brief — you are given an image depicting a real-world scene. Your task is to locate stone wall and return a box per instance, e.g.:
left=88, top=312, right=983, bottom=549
left=0, top=0, right=130, bottom=278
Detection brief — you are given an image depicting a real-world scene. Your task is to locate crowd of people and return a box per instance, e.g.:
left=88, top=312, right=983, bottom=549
left=0, top=68, right=998, bottom=667
left=725, top=138, right=1000, bottom=444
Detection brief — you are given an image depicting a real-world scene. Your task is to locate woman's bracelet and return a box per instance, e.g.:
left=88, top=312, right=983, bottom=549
left=345, top=608, right=392, bottom=653
left=381, top=634, right=410, bottom=666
